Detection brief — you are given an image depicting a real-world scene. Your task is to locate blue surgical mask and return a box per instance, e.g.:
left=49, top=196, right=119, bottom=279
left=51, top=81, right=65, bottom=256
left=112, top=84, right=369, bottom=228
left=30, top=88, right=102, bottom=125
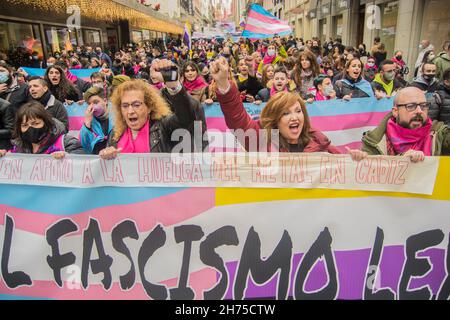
left=0, top=71, right=9, bottom=84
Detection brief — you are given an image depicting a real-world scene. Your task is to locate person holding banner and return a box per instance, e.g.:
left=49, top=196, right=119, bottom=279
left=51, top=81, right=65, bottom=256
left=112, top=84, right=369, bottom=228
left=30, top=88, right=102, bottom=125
left=306, top=75, right=337, bottom=102
left=361, top=86, right=450, bottom=162
left=211, top=57, right=345, bottom=154
left=80, top=86, right=113, bottom=155
left=236, top=57, right=263, bottom=103
left=99, top=62, right=198, bottom=159
left=334, top=58, right=375, bottom=100
left=0, top=101, right=84, bottom=158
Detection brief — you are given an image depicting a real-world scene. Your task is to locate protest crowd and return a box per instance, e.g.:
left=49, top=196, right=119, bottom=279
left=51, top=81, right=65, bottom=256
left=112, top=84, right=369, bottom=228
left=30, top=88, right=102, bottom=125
left=1, top=33, right=450, bottom=163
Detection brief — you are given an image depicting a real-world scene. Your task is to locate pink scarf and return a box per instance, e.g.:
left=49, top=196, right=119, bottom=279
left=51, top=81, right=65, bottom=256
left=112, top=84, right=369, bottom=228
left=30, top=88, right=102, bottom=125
left=152, top=82, right=165, bottom=90
left=386, top=118, right=433, bottom=156
left=270, top=85, right=288, bottom=97
left=183, top=76, right=208, bottom=94
left=117, top=120, right=151, bottom=153
left=263, top=53, right=276, bottom=65
left=315, top=90, right=330, bottom=101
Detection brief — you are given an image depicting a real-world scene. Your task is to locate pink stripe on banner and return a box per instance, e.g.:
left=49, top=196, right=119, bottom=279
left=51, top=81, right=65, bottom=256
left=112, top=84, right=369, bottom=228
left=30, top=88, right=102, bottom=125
left=0, top=267, right=217, bottom=300
left=206, top=117, right=228, bottom=131
left=0, top=188, right=215, bottom=236
left=310, top=112, right=389, bottom=132
left=334, top=141, right=363, bottom=154
left=69, top=116, right=84, bottom=131
left=248, top=10, right=289, bottom=26
left=244, top=24, right=291, bottom=36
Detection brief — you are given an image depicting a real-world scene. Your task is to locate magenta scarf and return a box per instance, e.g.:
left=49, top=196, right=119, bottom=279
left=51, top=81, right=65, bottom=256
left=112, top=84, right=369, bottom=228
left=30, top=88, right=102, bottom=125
left=117, top=120, right=151, bottom=153
left=386, top=118, right=433, bottom=156
left=183, top=76, right=208, bottom=93
left=270, top=85, right=288, bottom=97
left=263, top=53, right=276, bottom=65
left=152, top=82, right=165, bottom=90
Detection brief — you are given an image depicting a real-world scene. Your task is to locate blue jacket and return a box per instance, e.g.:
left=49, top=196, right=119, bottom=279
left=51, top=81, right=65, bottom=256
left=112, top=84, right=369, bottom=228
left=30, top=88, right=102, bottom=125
left=80, top=116, right=114, bottom=154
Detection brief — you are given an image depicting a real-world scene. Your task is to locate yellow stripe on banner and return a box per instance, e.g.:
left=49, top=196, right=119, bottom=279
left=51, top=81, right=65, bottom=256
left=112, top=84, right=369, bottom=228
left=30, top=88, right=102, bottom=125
left=216, top=157, right=450, bottom=206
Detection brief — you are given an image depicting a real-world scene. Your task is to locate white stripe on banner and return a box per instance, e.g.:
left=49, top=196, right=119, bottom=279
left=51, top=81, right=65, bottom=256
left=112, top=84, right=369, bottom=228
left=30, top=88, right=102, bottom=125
left=322, top=126, right=376, bottom=146
left=246, top=17, right=292, bottom=32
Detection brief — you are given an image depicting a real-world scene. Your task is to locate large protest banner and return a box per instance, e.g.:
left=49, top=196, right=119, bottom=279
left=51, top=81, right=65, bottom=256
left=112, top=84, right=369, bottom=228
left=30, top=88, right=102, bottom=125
left=0, top=154, right=449, bottom=300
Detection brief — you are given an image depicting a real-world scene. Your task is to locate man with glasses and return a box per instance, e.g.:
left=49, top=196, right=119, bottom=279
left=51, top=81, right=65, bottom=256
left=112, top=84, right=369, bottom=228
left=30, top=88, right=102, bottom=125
left=361, top=87, right=450, bottom=162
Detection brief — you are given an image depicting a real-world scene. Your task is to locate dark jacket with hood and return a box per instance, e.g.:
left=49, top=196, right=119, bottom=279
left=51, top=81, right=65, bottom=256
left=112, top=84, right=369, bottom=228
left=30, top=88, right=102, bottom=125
left=0, top=76, right=31, bottom=116
left=34, top=91, right=69, bottom=132
left=0, top=98, right=14, bottom=150
left=409, top=75, right=439, bottom=93
left=429, top=83, right=450, bottom=125
left=11, top=118, right=84, bottom=154
left=107, top=86, right=197, bottom=153
left=334, top=75, right=375, bottom=99
left=361, top=113, right=450, bottom=156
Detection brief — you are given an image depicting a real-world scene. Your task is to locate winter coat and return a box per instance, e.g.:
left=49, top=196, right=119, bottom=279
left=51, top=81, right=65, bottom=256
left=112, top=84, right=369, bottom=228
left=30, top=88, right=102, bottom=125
left=334, top=76, right=375, bottom=99
left=216, top=82, right=341, bottom=154
left=107, top=87, right=197, bottom=153
left=429, top=83, right=450, bottom=125
left=11, top=119, right=84, bottom=154
left=361, top=113, right=450, bottom=156
left=371, top=73, right=405, bottom=96
left=434, top=52, right=450, bottom=81
left=409, top=76, right=439, bottom=93
left=0, top=98, right=14, bottom=150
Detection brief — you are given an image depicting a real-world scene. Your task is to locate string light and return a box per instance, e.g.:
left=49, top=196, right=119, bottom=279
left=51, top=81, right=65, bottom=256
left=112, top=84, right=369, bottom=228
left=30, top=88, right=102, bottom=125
left=4, top=0, right=183, bottom=34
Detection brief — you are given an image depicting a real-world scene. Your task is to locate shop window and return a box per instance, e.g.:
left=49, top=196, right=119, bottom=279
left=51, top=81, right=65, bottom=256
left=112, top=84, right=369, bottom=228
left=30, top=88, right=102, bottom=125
left=0, top=20, right=43, bottom=67
left=44, top=25, right=77, bottom=55
left=375, top=1, right=399, bottom=57
left=420, top=0, right=450, bottom=54
left=83, top=29, right=102, bottom=48
left=132, top=30, right=143, bottom=44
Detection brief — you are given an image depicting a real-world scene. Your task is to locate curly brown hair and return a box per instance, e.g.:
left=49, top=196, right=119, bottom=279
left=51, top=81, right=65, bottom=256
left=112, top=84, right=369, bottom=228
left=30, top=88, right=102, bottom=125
left=292, top=50, right=321, bottom=90
left=110, top=80, right=171, bottom=141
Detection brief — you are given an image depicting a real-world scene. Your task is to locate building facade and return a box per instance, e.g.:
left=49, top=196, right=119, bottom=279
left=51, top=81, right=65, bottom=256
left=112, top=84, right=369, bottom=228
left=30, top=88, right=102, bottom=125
left=0, top=0, right=183, bottom=66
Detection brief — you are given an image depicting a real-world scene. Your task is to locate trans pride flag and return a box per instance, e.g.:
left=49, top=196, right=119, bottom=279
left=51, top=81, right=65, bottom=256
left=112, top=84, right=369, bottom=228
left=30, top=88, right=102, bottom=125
left=242, top=4, right=293, bottom=39
left=20, top=67, right=101, bottom=82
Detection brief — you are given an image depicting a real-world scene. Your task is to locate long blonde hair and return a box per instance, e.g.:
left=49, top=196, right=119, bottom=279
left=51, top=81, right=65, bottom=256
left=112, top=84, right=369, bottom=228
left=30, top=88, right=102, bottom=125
left=260, top=91, right=311, bottom=149
left=110, top=79, right=171, bottom=141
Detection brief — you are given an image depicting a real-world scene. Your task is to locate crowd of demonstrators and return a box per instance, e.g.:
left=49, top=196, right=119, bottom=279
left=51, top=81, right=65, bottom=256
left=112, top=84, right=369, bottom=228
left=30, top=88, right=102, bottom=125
left=0, top=34, right=449, bottom=163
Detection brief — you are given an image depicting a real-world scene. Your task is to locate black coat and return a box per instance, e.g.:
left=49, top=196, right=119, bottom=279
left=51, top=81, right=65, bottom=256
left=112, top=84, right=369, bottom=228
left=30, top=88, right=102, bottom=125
left=12, top=119, right=84, bottom=154
left=35, top=91, right=69, bottom=132
left=162, top=87, right=209, bottom=152
left=429, top=83, right=450, bottom=125
left=107, top=87, right=197, bottom=153
left=0, top=98, right=14, bottom=150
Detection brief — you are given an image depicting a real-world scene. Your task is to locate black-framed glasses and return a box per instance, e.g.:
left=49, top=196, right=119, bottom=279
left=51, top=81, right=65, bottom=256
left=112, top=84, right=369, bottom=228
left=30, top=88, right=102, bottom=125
left=120, top=101, right=144, bottom=110
left=396, top=102, right=431, bottom=112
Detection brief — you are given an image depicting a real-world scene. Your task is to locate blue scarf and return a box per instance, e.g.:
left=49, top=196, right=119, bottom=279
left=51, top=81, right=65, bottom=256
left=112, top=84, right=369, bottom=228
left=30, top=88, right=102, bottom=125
left=342, top=77, right=375, bottom=98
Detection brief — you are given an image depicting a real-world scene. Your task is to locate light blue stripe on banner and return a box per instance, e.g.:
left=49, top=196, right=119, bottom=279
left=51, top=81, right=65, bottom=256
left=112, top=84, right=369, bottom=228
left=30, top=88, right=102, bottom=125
left=20, top=67, right=101, bottom=78
left=0, top=294, right=53, bottom=300
left=203, top=98, right=393, bottom=118
left=0, top=184, right=185, bottom=215
left=242, top=30, right=292, bottom=39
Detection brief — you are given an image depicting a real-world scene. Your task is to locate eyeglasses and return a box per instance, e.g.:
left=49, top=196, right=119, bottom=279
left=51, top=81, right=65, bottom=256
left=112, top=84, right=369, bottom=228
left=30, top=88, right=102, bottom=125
left=396, top=102, right=431, bottom=112
left=120, top=101, right=144, bottom=110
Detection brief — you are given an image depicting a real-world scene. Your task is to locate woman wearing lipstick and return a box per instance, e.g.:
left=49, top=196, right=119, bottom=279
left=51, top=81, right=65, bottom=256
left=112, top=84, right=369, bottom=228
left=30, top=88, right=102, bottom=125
left=181, top=61, right=208, bottom=103
left=210, top=57, right=367, bottom=159
left=210, top=57, right=334, bottom=153
left=334, top=58, right=375, bottom=100
left=98, top=61, right=198, bottom=159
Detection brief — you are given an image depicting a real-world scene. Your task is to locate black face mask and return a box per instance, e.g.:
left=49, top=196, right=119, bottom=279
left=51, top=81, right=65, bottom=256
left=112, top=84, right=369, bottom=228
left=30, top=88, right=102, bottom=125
left=423, top=74, right=435, bottom=82
left=22, top=126, right=48, bottom=144
left=396, top=55, right=402, bottom=60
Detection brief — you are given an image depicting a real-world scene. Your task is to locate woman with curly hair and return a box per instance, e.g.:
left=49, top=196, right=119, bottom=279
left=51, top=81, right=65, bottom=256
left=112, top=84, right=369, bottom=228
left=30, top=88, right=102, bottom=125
left=99, top=76, right=198, bottom=159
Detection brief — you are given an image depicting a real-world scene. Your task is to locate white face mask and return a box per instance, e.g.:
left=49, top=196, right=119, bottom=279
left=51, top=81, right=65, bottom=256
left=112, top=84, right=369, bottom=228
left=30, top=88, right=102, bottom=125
left=428, top=54, right=436, bottom=61
left=267, top=49, right=276, bottom=57
left=367, top=62, right=375, bottom=67
left=323, top=84, right=334, bottom=96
